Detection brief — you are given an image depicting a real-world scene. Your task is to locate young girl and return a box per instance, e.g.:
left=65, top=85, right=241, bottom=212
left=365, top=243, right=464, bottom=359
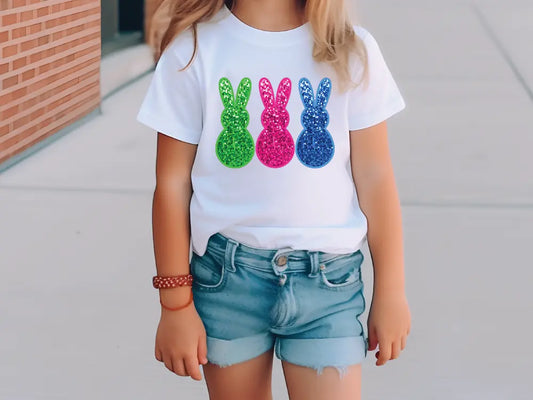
left=137, top=0, right=411, bottom=398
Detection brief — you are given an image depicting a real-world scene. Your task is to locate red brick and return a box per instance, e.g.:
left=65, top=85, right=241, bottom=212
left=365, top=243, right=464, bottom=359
left=29, top=22, right=43, bottom=34
left=2, top=44, right=18, bottom=58
left=1, top=0, right=12, bottom=10
left=2, top=104, right=19, bottom=119
left=22, top=68, right=35, bottom=81
left=52, top=31, right=65, bottom=40
left=12, top=56, right=26, bottom=69
left=29, top=22, right=42, bottom=34
left=2, top=13, right=18, bottom=25
left=3, top=75, right=19, bottom=89
left=0, top=31, right=8, bottom=43
left=20, top=10, right=34, bottom=22
left=38, top=63, right=51, bottom=74
left=20, top=38, right=37, bottom=52
left=0, top=124, right=9, bottom=136
left=13, top=114, right=29, bottom=130
left=20, top=96, right=38, bottom=111
left=11, top=86, right=27, bottom=100
left=45, top=18, right=60, bottom=29
left=0, top=62, right=9, bottom=74
left=13, top=0, right=27, bottom=7
left=37, top=35, right=49, bottom=46
left=37, top=6, right=49, bottom=17
left=30, top=50, right=43, bottom=63
left=12, top=27, right=27, bottom=39
left=66, top=25, right=84, bottom=36
left=30, top=108, right=45, bottom=120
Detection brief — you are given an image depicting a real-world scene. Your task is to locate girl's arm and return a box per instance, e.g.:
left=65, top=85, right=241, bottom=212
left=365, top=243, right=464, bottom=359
left=152, top=132, right=207, bottom=381
left=349, top=121, right=411, bottom=366
left=350, top=121, right=404, bottom=295
left=152, top=132, right=197, bottom=308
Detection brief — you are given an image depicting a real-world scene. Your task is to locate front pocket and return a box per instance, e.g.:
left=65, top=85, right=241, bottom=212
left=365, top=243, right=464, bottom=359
left=190, top=252, right=227, bottom=291
left=319, top=250, right=364, bottom=291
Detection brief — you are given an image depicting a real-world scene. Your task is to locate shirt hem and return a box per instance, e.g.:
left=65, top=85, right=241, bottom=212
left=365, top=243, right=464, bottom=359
left=136, top=110, right=201, bottom=145
left=348, top=97, right=406, bottom=132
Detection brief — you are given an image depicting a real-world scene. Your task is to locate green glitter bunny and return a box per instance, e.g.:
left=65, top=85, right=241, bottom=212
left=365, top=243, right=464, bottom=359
left=216, top=77, right=255, bottom=168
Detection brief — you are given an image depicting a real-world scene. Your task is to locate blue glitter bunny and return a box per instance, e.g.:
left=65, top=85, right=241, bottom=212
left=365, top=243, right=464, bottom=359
left=296, top=77, right=334, bottom=168
left=216, top=77, right=255, bottom=168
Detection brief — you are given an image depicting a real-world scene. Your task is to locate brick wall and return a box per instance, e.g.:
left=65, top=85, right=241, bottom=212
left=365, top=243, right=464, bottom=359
left=0, top=0, right=101, bottom=166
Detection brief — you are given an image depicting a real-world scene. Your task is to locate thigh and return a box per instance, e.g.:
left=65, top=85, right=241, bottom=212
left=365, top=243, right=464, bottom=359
left=281, top=361, right=362, bottom=400
left=202, top=347, right=275, bottom=400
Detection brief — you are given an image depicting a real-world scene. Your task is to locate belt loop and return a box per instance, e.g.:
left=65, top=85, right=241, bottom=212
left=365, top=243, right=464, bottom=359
left=307, top=251, right=320, bottom=277
left=224, top=238, right=238, bottom=273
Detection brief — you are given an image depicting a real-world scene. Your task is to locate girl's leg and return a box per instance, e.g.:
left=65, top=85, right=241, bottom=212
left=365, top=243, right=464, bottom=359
left=202, top=347, right=275, bottom=400
left=281, top=361, right=362, bottom=400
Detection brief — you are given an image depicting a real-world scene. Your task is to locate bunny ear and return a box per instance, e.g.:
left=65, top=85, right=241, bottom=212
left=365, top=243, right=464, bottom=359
left=315, top=77, right=332, bottom=109
left=275, top=78, right=291, bottom=109
left=235, top=77, right=252, bottom=108
left=298, top=78, right=314, bottom=108
left=219, top=77, right=234, bottom=108
left=259, top=78, right=275, bottom=107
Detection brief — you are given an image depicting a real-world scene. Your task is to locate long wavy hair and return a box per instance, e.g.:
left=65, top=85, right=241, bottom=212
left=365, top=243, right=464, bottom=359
left=148, top=0, right=368, bottom=90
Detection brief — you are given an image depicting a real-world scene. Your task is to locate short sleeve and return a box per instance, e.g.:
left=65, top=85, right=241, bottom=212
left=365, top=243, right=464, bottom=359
left=347, top=27, right=406, bottom=131
left=136, top=36, right=203, bottom=144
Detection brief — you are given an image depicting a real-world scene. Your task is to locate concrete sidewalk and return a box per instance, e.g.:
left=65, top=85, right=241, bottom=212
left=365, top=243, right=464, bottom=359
left=1, top=0, right=532, bottom=399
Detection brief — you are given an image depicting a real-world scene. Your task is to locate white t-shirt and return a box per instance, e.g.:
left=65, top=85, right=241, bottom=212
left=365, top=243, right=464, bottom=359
left=136, top=5, right=406, bottom=257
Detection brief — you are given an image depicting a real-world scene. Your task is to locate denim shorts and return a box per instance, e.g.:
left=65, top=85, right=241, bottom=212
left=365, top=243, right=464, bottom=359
left=190, top=232, right=368, bottom=378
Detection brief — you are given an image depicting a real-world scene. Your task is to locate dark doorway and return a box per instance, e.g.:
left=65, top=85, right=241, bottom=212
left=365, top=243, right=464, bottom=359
left=101, top=0, right=145, bottom=57
left=119, top=0, right=144, bottom=32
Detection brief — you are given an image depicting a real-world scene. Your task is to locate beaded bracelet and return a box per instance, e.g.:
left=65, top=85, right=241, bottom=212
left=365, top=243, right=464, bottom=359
left=160, top=290, right=194, bottom=311
left=153, top=274, right=193, bottom=289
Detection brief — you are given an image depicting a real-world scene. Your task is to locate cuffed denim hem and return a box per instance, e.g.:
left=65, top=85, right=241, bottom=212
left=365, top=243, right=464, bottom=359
left=206, top=332, right=275, bottom=368
left=275, top=336, right=367, bottom=379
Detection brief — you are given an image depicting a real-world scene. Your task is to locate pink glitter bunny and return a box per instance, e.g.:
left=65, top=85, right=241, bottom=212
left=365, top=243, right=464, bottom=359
left=256, top=77, right=295, bottom=168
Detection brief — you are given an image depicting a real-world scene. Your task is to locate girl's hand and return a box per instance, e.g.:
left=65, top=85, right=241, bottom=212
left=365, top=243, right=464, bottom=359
left=155, top=298, right=208, bottom=380
left=367, top=291, right=411, bottom=366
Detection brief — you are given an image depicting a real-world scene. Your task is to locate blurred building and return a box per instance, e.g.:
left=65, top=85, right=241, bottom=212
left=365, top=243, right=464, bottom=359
left=0, top=0, right=162, bottom=170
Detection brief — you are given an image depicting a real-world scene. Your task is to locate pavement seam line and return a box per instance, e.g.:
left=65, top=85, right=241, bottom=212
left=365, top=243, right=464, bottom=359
left=0, top=185, right=152, bottom=196
left=402, top=201, right=533, bottom=210
left=470, top=0, right=533, bottom=103
left=1, top=185, right=532, bottom=209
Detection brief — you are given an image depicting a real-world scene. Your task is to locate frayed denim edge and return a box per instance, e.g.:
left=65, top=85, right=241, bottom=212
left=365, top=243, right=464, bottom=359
left=314, top=364, right=352, bottom=380
left=209, top=359, right=354, bottom=381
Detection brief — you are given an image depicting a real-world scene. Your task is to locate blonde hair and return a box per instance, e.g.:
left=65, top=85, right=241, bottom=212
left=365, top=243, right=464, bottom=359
left=149, top=0, right=368, bottom=91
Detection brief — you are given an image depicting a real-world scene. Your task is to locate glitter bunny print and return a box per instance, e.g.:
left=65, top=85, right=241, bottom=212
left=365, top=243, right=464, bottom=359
left=296, top=77, right=334, bottom=168
left=216, top=77, right=255, bottom=168
left=216, top=77, right=334, bottom=169
left=256, top=77, right=295, bottom=168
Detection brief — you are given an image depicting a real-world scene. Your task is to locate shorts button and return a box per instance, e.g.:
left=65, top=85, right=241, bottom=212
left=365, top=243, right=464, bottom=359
left=276, top=255, right=288, bottom=266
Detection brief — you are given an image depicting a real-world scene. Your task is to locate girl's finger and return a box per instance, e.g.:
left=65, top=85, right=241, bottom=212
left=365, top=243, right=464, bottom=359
left=185, top=356, right=203, bottom=381
left=377, top=341, right=391, bottom=365
left=173, top=357, right=186, bottom=376
left=155, top=347, right=163, bottom=362
left=163, top=354, right=174, bottom=373
left=367, top=328, right=378, bottom=351
left=197, top=335, right=208, bottom=365
left=390, top=340, right=401, bottom=360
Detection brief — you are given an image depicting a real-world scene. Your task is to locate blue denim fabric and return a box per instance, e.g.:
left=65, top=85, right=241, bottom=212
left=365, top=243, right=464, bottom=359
left=191, top=232, right=368, bottom=379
